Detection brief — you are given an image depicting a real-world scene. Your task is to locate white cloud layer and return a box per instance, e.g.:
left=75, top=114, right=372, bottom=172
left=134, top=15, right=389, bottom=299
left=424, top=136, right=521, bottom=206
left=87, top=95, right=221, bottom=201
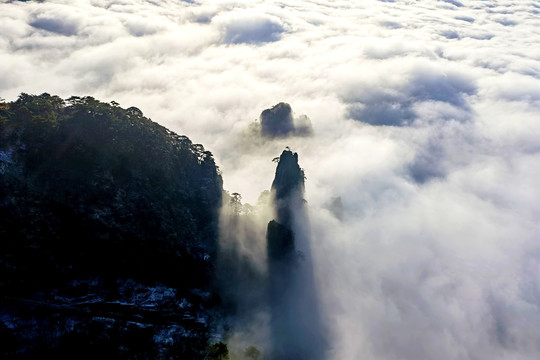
left=1, top=0, right=540, bottom=359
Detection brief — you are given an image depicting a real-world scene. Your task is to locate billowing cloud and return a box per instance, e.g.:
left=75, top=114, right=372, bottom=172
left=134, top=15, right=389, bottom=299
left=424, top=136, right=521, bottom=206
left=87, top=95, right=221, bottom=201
left=30, top=14, right=79, bottom=36
left=1, top=0, right=540, bottom=359
left=340, top=61, right=477, bottom=126
left=215, top=10, right=285, bottom=44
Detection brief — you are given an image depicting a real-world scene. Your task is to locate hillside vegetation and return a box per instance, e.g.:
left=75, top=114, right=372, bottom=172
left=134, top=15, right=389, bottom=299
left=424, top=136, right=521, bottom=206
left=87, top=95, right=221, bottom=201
left=0, top=93, right=223, bottom=358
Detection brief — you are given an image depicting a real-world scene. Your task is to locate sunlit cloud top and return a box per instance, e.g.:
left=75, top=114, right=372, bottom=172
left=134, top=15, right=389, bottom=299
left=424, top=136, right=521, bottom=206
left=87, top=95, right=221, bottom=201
left=1, top=0, right=540, bottom=359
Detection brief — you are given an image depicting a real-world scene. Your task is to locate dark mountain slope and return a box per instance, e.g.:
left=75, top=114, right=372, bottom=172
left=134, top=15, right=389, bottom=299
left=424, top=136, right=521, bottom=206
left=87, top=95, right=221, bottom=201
left=0, top=93, right=223, bottom=358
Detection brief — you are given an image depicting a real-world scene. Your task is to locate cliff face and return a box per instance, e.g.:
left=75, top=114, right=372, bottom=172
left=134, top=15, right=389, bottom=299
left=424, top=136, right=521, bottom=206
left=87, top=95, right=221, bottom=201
left=266, top=150, right=326, bottom=360
left=271, top=149, right=305, bottom=229
left=271, top=150, right=304, bottom=202
left=0, top=93, right=223, bottom=358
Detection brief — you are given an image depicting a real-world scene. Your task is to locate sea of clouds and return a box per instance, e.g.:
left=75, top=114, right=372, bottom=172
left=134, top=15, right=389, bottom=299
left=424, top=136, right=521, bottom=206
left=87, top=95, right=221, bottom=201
left=1, top=0, right=540, bottom=359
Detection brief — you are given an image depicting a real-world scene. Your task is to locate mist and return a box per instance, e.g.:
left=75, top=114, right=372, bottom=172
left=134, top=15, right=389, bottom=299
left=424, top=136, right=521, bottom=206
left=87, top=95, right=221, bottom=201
left=217, top=150, right=327, bottom=359
left=2, top=0, right=540, bottom=359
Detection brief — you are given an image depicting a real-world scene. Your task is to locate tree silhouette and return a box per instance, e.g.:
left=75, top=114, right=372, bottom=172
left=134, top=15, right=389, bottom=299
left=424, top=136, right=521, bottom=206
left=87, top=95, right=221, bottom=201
left=207, top=342, right=229, bottom=360
left=244, top=346, right=262, bottom=360
left=230, top=192, right=242, bottom=215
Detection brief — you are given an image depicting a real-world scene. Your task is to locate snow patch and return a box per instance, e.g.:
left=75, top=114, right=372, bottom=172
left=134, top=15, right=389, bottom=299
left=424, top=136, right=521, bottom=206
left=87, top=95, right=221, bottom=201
left=0, top=148, right=14, bottom=174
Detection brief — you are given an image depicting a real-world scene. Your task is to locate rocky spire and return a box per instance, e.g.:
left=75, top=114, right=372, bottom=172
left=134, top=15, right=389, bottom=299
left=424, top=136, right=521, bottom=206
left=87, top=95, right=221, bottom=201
left=267, top=149, right=304, bottom=264
left=271, top=150, right=304, bottom=201
left=271, top=149, right=305, bottom=228
left=266, top=149, right=326, bottom=360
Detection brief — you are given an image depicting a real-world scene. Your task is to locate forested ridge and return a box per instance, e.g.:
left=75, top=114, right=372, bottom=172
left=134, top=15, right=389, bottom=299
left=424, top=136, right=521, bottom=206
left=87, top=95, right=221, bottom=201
left=0, top=93, right=224, bottom=359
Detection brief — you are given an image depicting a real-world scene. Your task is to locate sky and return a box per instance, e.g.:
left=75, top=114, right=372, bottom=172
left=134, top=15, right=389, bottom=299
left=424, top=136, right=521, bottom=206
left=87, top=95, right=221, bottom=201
left=1, top=0, right=540, bottom=359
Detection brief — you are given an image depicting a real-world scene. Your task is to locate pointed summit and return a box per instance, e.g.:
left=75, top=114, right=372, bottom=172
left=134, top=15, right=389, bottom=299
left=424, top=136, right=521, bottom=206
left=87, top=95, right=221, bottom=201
left=271, top=149, right=305, bottom=229
left=267, top=149, right=303, bottom=261
left=271, top=149, right=304, bottom=202
left=266, top=149, right=327, bottom=360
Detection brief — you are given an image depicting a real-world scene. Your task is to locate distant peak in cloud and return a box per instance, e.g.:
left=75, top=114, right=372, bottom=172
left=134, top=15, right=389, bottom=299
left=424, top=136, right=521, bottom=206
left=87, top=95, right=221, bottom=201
left=259, top=103, right=313, bottom=138
left=261, top=102, right=294, bottom=137
left=324, top=196, right=344, bottom=221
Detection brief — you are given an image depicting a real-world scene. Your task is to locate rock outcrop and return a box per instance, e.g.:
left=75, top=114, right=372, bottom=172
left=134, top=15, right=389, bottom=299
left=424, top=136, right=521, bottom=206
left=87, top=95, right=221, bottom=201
left=259, top=103, right=313, bottom=138
left=261, top=103, right=295, bottom=138
left=266, top=149, right=326, bottom=360
left=271, top=149, right=305, bottom=227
